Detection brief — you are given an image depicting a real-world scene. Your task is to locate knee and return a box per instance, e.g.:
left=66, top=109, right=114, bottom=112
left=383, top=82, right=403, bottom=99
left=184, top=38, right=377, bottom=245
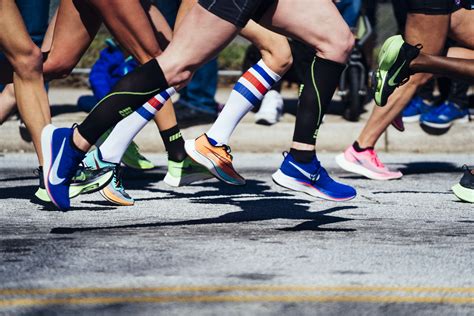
left=315, top=27, right=355, bottom=63
left=160, top=58, right=194, bottom=87
left=261, top=41, right=293, bottom=75
left=42, top=53, right=76, bottom=80
left=11, top=44, right=43, bottom=79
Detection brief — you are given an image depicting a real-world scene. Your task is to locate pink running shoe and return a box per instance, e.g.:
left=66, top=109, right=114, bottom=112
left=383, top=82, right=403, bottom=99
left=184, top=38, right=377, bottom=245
left=335, top=146, right=403, bottom=180
left=391, top=113, right=405, bottom=132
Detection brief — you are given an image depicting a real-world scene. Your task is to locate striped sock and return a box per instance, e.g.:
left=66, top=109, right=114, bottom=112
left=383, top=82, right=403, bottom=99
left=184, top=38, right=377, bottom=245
left=206, top=59, right=281, bottom=145
left=99, top=87, right=176, bottom=164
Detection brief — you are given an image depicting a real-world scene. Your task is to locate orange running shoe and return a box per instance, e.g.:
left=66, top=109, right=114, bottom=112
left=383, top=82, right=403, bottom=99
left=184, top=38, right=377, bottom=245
left=184, top=134, right=245, bottom=185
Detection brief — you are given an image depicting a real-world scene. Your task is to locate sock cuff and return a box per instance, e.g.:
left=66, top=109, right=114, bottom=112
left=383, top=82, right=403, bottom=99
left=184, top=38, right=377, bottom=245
left=256, top=59, right=281, bottom=82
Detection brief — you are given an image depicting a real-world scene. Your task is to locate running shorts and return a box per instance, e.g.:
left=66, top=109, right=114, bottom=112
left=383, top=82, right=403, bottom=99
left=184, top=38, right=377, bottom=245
left=198, top=0, right=277, bottom=28
left=407, top=0, right=461, bottom=14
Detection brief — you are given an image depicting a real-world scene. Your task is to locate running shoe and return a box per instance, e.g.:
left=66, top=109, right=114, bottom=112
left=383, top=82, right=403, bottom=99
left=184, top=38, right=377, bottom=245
left=402, top=96, right=432, bottom=123
left=184, top=134, right=245, bottom=186
left=164, top=156, right=213, bottom=187
left=272, top=152, right=356, bottom=201
left=97, top=129, right=154, bottom=170
left=335, top=145, right=403, bottom=180
left=33, top=166, right=114, bottom=204
left=41, top=125, right=86, bottom=211
left=420, top=101, right=470, bottom=130
left=100, top=166, right=134, bottom=206
left=452, top=165, right=474, bottom=203
left=255, top=90, right=284, bottom=126
left=121, top=141, right=154, bottom=170
left=373, top=35, right=421, bottom=107
left=83, top=148, right=134, bottom=206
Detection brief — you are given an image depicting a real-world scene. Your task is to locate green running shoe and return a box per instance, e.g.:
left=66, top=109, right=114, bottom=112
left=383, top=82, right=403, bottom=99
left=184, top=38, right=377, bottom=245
left=32, top=166, right=113, bottom=204
left=121, top=141, right=154, bottom=170
left=373, top=35, right=421, bottom=107
left=164, top=156, right=213, bottom=187
left=97, top=129, right=154, bottom=170
left=84, top=149, right=134, bottom=206
left=452, top=165, right=474, bottom=203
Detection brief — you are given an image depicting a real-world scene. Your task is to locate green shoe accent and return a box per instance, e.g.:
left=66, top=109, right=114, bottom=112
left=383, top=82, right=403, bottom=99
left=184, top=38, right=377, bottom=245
left=121, top=141, right=154, bottom=170
left=452, top=183, right=474, bottom=203
left=375, top=35, right=404, bottom=106
left=164, top=157, right=212, bottom=187
left=33, top=168, right=113, bottom=203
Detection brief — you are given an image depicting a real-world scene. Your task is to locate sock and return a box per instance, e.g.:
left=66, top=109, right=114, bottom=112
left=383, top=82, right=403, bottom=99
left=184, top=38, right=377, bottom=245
left=353, top=141, right=373, bottom=152
left=99, top=88, right=176, bottom=164
left=160, top=125, right=186, bottom=162
left=292, top=56, right=346, bottom=145
left=206, top=59, right=281, bottom=145
left=77, top=59, right=169, bottom=145
left=289, top=148, right=314, bottom=163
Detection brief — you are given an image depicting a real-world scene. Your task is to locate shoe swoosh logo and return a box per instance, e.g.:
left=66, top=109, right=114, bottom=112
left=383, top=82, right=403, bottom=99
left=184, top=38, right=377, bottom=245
left=49, top=139, right=67, bottom=185
left=289, top=161, right=314, bottom=181
left=387, top=61, right=406, bottom=87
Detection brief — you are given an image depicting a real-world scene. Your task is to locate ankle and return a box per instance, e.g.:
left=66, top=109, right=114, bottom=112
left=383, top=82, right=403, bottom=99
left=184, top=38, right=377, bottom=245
left=353, top=141, right=374, bottom=153
left=72, top=128, right=90, bottom=153
left=289, top=148, right=314, bottom=163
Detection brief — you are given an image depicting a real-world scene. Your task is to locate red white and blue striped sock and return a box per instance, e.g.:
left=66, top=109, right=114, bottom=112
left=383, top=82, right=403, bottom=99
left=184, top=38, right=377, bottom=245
left=206, top=59, right=281, bottom=146
left=99, top=87, right=176, bottom=164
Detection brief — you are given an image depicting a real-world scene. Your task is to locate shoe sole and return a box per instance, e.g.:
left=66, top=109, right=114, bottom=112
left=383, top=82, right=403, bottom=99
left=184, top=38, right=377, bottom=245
left=163, top=172, right=213, bottom=187
left=402, top=115, right=420, bottom=123
left=79, top=170, right=114, bottom=194
left=420, top=115, right=469, bottom=129
left=272, top=170, right=355, bottom=201
left=41, top=124, right=62, bottom=209
left=452, top=184, right=474, bottom=203
left=99, top=187, right=134, bottom=206
left=184, top=139, right=245, bottom=186
left=335, top=153, right=402, bottom=181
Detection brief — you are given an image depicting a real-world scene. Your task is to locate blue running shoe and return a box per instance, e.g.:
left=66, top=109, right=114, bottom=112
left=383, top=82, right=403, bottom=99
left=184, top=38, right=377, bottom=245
left=420, top=101, right=470, bottom=129
left=272, top=153, right=356, bottom=201
left=402, top=96, right=431, bottom=123
left=41, top=125, right=85, bottom=211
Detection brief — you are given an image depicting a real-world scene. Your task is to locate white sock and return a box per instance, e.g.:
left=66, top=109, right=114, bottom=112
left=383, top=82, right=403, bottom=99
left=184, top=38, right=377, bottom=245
left=99, top=88, right=176, bottom=164
left=206, top=59, right=281, bottom=145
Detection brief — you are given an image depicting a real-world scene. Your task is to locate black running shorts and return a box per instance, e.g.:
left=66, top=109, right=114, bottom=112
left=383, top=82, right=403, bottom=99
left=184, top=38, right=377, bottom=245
left=407, top=0, right=461, bottom=14
left=198, top=0, right=277, bottom=28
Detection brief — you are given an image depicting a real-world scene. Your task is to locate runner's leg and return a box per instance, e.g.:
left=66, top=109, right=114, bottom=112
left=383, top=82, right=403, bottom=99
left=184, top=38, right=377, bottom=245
left=356, top=13, right=449, bottom=148
left=206, top=20, right=291, bottom=145
left=260, top=0, right=354, bottom=156
left=73, top=3, right=240, bottom=151
left=0, top=0, right=50, bottom=165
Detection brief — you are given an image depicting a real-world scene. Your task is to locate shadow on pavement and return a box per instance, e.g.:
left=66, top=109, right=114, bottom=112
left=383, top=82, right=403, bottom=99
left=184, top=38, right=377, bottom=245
left=51, top=180, right=357, bottom=234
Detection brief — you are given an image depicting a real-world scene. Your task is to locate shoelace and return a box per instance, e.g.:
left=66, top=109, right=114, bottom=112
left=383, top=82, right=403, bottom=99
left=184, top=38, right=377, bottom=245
left=368, top=150, right=385, bottom=168
left=112, top=166, right=124, bottom=189
left=221, top=144, right=233, bottom=160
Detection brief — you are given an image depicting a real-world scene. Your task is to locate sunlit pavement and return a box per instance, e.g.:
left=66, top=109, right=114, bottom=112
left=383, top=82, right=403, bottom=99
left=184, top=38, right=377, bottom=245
left=0, top=153, right=473, bottom=315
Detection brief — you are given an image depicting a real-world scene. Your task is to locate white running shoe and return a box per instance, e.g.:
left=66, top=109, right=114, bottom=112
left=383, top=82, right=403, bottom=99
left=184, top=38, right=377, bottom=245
left=255, top=90, right=284, bottom=126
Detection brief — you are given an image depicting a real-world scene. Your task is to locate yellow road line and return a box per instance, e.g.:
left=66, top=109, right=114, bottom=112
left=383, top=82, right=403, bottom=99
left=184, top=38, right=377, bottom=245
left=0, top=294, right=473, bottom=308
left=0, top=285, right=473, bottom=296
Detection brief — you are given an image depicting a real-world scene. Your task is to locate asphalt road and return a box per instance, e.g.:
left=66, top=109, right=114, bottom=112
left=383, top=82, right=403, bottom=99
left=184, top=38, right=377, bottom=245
left=0, top=153, right=473, bottom=315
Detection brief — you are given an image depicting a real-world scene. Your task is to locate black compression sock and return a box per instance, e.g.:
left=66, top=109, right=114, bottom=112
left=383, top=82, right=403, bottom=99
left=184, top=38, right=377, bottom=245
left=292, top=56, right=346, bottom=145
left=289, top=148, right=314, bottom=163
left=160, top=125, right=186, bottom=162
left=77, top=59, right=169, bottom=145
left=353, top=141, right=373, bottom=152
